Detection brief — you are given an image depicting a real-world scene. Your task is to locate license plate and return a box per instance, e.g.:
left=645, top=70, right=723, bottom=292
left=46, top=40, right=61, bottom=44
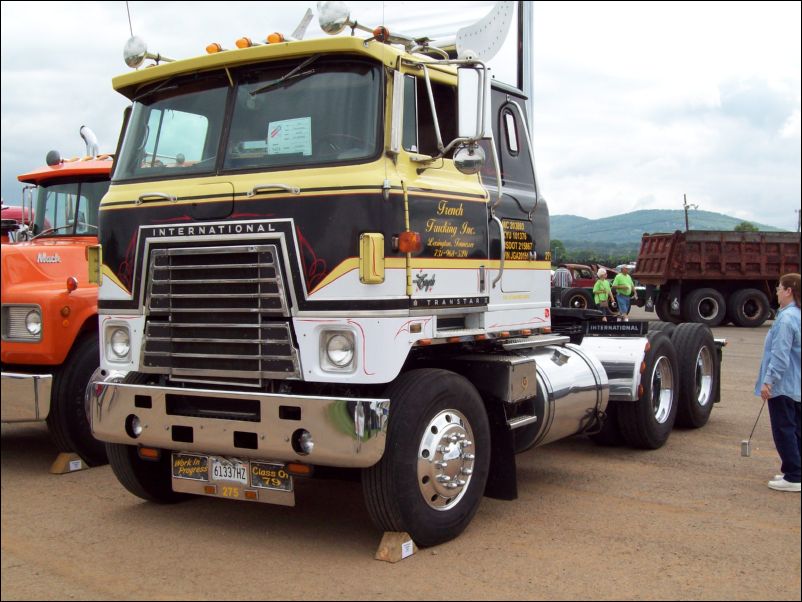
left=250, top=461, right=293, bottom=492
left=211, top=457, right=248, bottom=484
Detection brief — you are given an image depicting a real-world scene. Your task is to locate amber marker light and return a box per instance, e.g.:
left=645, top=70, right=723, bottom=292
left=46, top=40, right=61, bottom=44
left=137, top=447, right=161, bottom=460
left=206, top=42, right=224, bottom=54
left=204, top=485, right=218, bottom=495
left=287, top=463, right=312, bottom=476
left=235, top=37, right=254, bottom=48
left=418, top=339, right=433, bottom=346
left=520, top=329, right=532, bottom=336
left=60, top=306, right=71, bottom=317
left=266, top=32, right=285, bottom=44
left=372, top=25, right=390, bottom=43
left=398, top=231, right=422, bottom=253
left=245, top=490, right=258, bottom=500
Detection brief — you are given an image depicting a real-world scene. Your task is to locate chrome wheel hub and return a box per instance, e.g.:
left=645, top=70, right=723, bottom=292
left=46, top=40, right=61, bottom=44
left=651, top=356, right=674, bottom=424
left=695, top=346, right=713, bottom=407
left=417, top=409, right=476, bottom=510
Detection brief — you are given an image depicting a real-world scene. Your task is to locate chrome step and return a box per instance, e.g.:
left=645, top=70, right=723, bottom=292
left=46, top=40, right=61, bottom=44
left=502, top=335, right=570, bottom=350
left=507, top=415, right=538, bottom=430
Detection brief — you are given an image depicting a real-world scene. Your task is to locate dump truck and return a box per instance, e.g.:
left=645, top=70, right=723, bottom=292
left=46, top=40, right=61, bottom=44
left=1, top=128, right=112, bottom=466
left=636, top=230, right=801, bottom=327
left=88, top=2, right=723, bottom=546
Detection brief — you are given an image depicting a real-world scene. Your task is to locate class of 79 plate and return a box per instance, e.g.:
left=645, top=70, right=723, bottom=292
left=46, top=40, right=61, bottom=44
left=171, top=452, right=295, bottom=506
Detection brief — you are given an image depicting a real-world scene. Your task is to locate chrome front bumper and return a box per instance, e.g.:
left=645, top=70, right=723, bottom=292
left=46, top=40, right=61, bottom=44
left=89, top=379, right=389, bottom=468
left=1, top=372, right=52, bottom=422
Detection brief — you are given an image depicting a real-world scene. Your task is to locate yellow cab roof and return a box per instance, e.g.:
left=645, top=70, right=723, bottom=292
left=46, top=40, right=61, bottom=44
left=113, top=36, right=457, bottom=99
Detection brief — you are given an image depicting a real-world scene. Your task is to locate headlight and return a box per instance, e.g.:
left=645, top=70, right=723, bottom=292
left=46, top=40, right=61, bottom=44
left=25, top=310, right=42, bottom=335
left=107, top=326, right=131, bottom=360
left=321, top=331, right=355, bottom=371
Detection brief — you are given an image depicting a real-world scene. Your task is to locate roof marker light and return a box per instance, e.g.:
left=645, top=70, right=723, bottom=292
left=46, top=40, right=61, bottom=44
left=236, top=37, right=255, bottom=49
left=266, top=32, right=285, bottom=44
left=206, top=42, right=225, bottom=54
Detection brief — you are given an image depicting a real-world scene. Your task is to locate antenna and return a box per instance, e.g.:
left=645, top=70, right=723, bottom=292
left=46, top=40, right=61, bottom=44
left=126, top=1, right=134, bottom=37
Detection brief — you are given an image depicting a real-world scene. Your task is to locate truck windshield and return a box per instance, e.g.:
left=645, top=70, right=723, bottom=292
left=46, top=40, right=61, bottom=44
left=113, top=58, right=381, bottom=182
left=32, top=179, right=108, bottom=237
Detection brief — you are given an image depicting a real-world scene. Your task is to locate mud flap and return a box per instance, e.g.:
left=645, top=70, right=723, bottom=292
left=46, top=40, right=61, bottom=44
left=483, top=400, right=518, bottom=500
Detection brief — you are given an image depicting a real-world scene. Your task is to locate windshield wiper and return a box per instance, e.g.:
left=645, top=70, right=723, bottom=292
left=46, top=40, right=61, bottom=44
left=31, top=224, right=76, bottom=239
left=250, top=54, right=321, bottom=96
left=132, top=77, right=179, bottom=103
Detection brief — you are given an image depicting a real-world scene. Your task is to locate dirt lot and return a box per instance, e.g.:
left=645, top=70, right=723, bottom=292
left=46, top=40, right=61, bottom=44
left=2, top=308, right=800, bottom=600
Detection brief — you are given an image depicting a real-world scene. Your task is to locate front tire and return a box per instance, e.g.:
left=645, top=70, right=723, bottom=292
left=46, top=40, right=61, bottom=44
left=46, top=336, right=107, bottom=466
left=617, top=332, right=679, bottom=449
left=107, top=443, right=189, bottom=504
left=362, top=369, right=491, bottom=547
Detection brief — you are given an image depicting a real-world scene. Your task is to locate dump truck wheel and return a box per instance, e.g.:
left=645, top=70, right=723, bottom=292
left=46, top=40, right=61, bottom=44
left=561, top=288, right=594, bottom=310
left=673, top=323, right=717, bottom=428
left=617, top=332, right=679, bottom=449
left=655, top=294, right=681, bottom=324
left=683, top=288, right=726, bottom=327
left=46, top=336, right=107, bottom=466
left=727, top=288, right=770, bottom=327
left=363, top=369, right=490, bottom=547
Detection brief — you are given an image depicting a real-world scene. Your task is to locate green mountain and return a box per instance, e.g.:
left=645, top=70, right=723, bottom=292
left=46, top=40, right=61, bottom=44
left=551, top=209, right=784, bottom=246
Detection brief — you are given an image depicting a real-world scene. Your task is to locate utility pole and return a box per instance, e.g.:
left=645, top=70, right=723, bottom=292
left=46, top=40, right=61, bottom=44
left=683, top=194, right=698, bottom=232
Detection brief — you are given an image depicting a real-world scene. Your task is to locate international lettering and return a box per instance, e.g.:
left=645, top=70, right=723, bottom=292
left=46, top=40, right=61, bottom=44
left=153, top=223, right=274, bottom=237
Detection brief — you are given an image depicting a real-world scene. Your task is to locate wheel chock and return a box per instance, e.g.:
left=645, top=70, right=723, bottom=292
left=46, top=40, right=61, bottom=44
left=49, top=452, right=89, bottom=474
left=374, top=532, right=417, bottom=563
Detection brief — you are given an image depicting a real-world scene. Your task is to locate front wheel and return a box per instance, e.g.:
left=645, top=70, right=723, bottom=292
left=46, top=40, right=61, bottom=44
left=107, top=443, right=190, bottom=504
left=46, top=336, right=107, bottom=466
left=362, top=369, right=490, bottom=547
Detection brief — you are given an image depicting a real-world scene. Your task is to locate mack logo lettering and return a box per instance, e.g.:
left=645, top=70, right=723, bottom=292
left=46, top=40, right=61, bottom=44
left=37, top=253, right=61, bottom=264
left=149, top=223, right=275, bottom=237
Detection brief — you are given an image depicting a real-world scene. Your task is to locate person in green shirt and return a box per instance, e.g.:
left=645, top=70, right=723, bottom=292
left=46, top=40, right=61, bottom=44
left=593, top=268, right=615, bottom=321
left=612, top=265, right=637, bottom=321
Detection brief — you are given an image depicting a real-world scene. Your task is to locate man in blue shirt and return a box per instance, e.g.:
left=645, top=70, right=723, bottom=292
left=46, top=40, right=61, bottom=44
left=755, top=273, right=801, bottom=492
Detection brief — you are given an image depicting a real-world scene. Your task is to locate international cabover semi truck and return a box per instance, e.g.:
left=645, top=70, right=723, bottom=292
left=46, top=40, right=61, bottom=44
left=1, top=127, right=111, bottom=466
left=88, top=2, right=722, bottom=546
left=636, top=230, right=801, bottom=327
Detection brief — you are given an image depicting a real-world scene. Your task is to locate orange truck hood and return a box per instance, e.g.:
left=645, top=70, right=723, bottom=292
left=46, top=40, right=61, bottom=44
left=1, top=237, right=98, bottom=365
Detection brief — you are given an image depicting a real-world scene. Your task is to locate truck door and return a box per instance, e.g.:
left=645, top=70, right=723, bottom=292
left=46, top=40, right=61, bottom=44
left=399, top=72, right=490, bottom=313
left=482, top=97, right=540, bottom=295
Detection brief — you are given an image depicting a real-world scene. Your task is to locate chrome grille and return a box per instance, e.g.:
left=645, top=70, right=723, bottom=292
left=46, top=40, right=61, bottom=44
left=141, top=244, right=299, bottom=384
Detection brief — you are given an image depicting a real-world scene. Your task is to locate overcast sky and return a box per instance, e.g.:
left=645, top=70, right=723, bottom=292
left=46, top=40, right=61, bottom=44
left=1, top=1, right=799, bottom=230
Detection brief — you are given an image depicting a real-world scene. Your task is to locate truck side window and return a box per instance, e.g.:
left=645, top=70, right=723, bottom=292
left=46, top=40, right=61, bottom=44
left=402, top=75, right=418, bottom=152
left=411, top=76, right=457, bottom=157
left=504, top=110, right=519, bottom=155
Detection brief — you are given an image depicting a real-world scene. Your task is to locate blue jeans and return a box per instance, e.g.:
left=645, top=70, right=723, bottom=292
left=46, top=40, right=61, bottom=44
left=768, top=395, right=801, bottom=482
left=616, top=294, right=631, bottom=315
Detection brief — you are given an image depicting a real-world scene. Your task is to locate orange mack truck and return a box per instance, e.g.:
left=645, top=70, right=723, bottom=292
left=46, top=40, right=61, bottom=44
left=1, top=127, right=111, bottom=467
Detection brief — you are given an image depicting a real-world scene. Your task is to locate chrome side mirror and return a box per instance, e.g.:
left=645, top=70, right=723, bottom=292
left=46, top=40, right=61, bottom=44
left=457, top=64, right=491, bottom=140
left=454, top=144, right=486, bottom=175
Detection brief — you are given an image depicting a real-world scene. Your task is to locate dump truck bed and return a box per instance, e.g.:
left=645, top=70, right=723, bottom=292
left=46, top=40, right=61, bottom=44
left=636, top=230, right=801, bottom=286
